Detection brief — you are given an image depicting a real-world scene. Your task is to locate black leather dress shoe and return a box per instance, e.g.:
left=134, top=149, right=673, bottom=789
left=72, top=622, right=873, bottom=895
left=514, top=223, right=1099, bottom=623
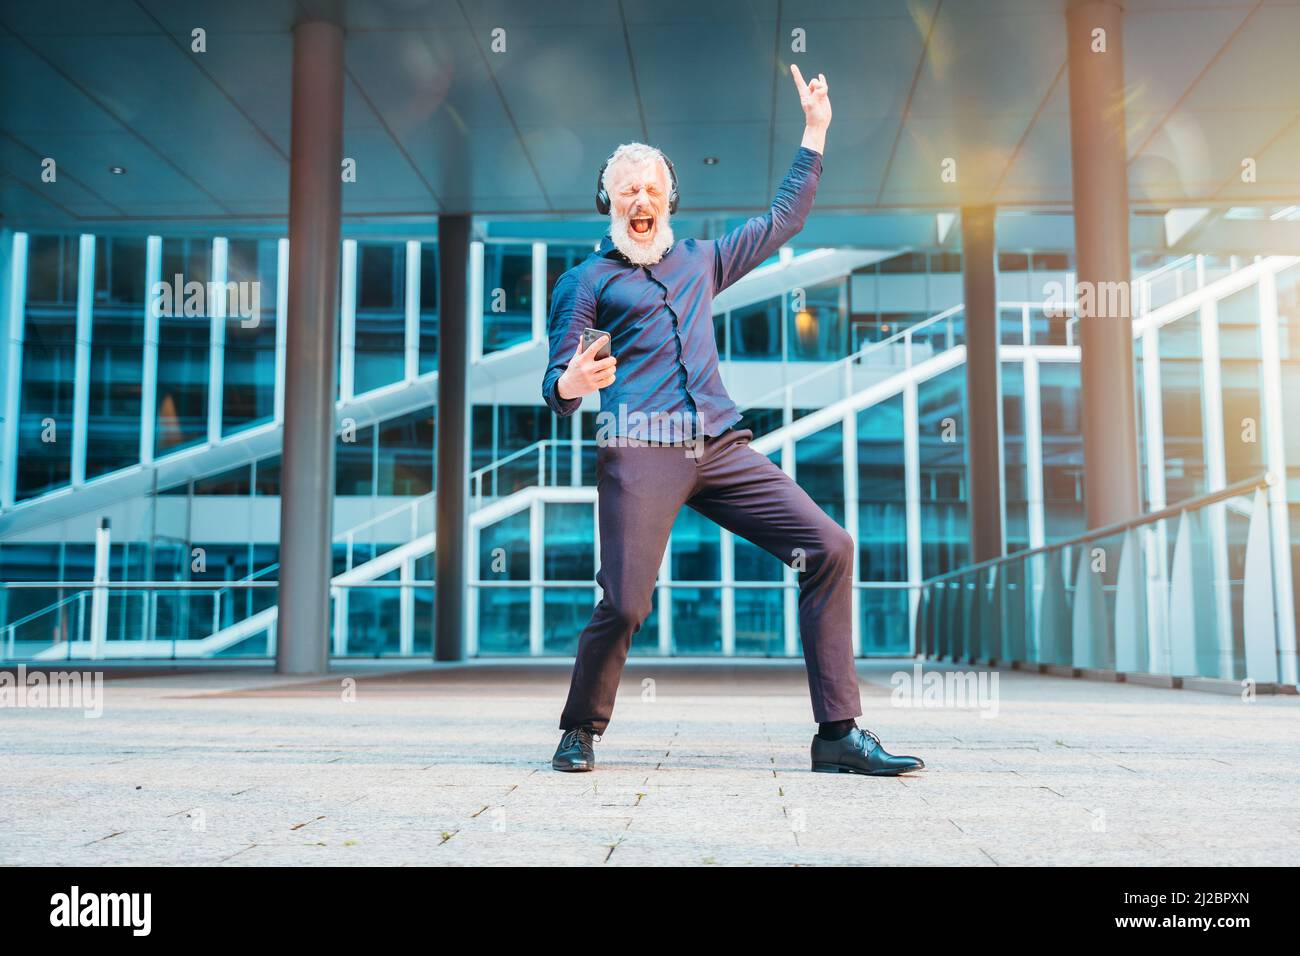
left=811, top=726, right=924, bottom=776
left=552, top=725, right=598, bottom=772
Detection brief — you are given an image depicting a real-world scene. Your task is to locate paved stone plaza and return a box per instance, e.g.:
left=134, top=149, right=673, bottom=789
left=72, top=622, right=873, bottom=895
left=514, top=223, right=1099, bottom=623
left=1, top=660, right=1297, bottom=866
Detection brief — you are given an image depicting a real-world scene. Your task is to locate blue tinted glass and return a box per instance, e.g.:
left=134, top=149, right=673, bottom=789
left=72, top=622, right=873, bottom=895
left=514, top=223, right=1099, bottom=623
left=156, top=238, right=212, bottom=457
left=223, top=238, right=278, bottom=435
left=857, top=393, right=906, bottom=581
left=355, top=241, right=406, bottom=394
left=918, top=366, right=969, bottom=576
left=482, top=244, right=533, bottom=354
left=17, top=235, right=78, bottom=499
left=1039, top=361, right=1084, bottom=540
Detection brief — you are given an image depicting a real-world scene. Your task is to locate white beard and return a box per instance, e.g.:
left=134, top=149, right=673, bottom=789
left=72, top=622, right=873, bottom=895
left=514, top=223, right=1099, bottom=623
left=610, top=212, right=674, bottom=265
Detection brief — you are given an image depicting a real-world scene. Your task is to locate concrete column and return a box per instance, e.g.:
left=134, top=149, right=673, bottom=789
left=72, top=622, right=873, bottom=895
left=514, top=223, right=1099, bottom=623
left=960, top=205, right=1005, bottom=563
left=1066, top=0, right=1142, bottom=528
left=277, top=18, right=344, bottom=675
left=435, top=215, right=471, bottom=661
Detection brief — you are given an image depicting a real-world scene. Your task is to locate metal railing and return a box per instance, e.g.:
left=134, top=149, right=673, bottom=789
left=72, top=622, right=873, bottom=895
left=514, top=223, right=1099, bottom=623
left=916, top=473, right=1297, bottom=687
left=469, top=438, right=594, bottom=510
left=0, top=579, right=396, bottom=661
left=0, top=487, right=438, bottom=663
left=1, top=580, right=279, bottom=661
left=0, top=577, right=920, bottom=661
left=736, top=305, right=964, bottom=420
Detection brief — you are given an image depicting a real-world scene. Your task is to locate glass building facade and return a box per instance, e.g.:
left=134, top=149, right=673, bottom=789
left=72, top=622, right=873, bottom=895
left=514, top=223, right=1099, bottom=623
left=2, top=226, right=1298, bottom=667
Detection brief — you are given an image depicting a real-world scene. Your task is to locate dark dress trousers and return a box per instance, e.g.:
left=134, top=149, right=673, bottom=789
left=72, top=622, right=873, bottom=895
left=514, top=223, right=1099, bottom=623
left=540, top=145, right=862, bottom=732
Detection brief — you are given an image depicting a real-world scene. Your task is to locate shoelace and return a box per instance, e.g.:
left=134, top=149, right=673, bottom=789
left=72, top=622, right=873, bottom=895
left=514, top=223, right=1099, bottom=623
left=855, top=727, right=882, bottom=753
left=562, top=726, right=600, bottom=749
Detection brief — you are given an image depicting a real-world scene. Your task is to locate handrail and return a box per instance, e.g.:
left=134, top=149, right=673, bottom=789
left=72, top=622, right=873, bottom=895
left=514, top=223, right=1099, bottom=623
left=2, top=589, right=84, bottom=629
left=736, top=304, right=963, bottom=413
left=336, top=490, right=433, bottom=540
left=1136, top=253, right=1197, bottom=285
left=1, top=578, right=924, bottom=592
left=0, top=581, right=282, bottom=590
left=468, top=437, right=555, bottom=480
left=923, top=472, right=1274, bottom=587
left=467, top=436, right=606, bottom=510
left=202, top=558, right=281, bottom=608
left=200, top=486, right=435, bottom=606
left=730, top=255, right=1211, bottom=416
left=468, top=437, right=596, bottom=483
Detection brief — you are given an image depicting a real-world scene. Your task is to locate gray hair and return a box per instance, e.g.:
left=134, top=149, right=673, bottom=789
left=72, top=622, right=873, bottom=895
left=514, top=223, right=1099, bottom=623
left=601, top=142, right=671, bottom=195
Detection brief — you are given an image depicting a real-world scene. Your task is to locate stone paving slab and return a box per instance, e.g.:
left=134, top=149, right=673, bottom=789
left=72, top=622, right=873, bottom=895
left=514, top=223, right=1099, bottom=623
left=1, top=660, right=1297, bottom=866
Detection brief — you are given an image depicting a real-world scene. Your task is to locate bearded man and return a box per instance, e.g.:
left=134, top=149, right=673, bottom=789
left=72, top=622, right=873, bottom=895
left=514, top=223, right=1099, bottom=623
left=541, top=65, right=924, bottom=778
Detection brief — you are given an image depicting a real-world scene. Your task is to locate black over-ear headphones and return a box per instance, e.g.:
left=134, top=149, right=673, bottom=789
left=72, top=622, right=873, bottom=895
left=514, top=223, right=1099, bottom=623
left=595, top=149, right=679, bottom=215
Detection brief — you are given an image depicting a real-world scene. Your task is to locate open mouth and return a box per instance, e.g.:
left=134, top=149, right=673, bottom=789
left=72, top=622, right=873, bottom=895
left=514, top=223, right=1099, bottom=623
left=629, top=216, right=654, bottom=236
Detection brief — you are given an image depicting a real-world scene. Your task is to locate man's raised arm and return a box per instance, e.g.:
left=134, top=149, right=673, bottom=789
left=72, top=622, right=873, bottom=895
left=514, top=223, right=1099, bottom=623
left=713, top=64, right=832, bottom=293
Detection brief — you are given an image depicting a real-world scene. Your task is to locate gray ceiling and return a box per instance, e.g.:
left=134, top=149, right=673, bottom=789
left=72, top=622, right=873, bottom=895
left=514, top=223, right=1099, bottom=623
left=1, top=0, right=1298, bottom=237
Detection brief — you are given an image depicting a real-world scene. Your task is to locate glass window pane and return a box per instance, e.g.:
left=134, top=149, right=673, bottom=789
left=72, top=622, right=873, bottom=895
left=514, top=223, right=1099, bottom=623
left=1159, top=310, right=1206, bottom=502
left=859, top=587, right=910, bottom=655
left=156, top=238, right=211, bottom=456
left=419, top=242, right=438, bottom=375
left=87, top=236, right=145, bottom=478
left=734, top=588, right=783, bottom=655
left=478, top=512, right=529, bottom=580
left=671, top=507, right=719, bottom=581
left=478, top=587, right=530, bottom=654
left=787, top=277, right=847, bottom=361
left=354, top=241, right=406, bottom=394
left=544, top=590, right=590, bottom=655
left=730, top=295, right=782, bottom=361
left=17, top=235, right=79, bottom=498
left=1002, top=362, right=1030, bottom=553
left=223, top=238, right=278, bottom=435
left=1039, top=361, right=1085, bottom=540
left=482, top=243, right=534, bottom=354
left=857, top=393, right=907, bottom=581
left=544, top=502, right=594, bottom=580
left=1218, top=286, right=1266, bottom=485
left=335, top=424, right=374, bottom=495
left=918, top=366, right=968, bottom=576
left=377, top=409, right=434, bottom=496
left=795, top=420, right=844, bottom=525
left=671, top=588, right=721, bottom=654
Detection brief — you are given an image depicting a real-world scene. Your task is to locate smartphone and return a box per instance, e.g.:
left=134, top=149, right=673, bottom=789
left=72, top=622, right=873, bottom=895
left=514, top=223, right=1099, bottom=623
left=581, top=327, right=612, bottom=359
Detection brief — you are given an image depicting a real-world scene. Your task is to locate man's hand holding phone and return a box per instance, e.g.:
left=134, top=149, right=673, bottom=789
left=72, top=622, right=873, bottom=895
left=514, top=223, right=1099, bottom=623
left=556, top=330, right=616, bottom=401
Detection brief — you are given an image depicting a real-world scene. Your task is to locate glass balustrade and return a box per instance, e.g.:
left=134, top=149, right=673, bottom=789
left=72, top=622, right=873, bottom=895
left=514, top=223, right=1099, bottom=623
left=915, top=474, right=1294, bottom=686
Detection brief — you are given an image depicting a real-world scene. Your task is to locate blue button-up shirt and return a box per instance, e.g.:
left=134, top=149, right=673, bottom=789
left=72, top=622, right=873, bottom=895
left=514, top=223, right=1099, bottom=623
left=542, top=145, right=823, bottom=442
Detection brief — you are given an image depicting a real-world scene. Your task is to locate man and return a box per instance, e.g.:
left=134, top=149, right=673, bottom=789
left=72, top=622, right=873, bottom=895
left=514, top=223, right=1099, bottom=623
left=541, top=65, right=924, bottom=778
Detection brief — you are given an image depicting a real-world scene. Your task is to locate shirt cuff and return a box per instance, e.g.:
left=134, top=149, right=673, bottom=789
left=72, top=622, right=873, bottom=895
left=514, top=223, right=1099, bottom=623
left=547, top=379, right=582, bottom=416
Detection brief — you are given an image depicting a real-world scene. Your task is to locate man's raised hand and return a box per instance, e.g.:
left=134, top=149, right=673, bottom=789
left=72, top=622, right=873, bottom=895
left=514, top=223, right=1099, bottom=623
left=790, top=64, right=831, bottom=131
left=556, top=333, right=616, bottom=401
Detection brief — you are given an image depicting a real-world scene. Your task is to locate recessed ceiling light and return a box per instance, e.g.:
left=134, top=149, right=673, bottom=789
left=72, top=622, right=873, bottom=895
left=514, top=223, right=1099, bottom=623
left=109, top=166, right=126, bottom=175
left=703, top=157, right=719, bottom=166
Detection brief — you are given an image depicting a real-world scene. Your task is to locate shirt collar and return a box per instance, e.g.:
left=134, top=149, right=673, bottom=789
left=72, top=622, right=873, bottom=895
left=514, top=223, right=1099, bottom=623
left=598, top=234, right=674, bottom=265
left=598, top=234, right=624, bottom=260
